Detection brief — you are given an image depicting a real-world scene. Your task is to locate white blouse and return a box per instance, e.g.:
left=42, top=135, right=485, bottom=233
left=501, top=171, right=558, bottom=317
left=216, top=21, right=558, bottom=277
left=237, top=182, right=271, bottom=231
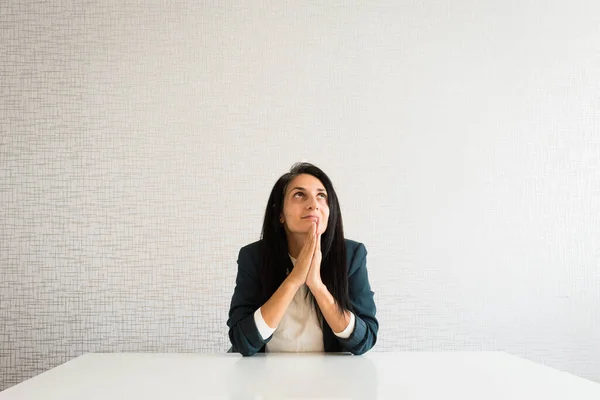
left=253, top=255, right=356, bottom=352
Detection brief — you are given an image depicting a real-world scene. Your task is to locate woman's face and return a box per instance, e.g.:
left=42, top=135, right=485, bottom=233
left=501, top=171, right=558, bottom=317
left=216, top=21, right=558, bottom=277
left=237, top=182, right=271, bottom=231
left=280, top=174, right=330, bottom=236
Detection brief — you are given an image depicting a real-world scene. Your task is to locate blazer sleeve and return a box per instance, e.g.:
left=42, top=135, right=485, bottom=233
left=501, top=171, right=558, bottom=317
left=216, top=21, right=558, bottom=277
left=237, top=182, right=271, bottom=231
left=335, top=243, right=378, bottom=355
left=227, top=246, right=270, bottom=356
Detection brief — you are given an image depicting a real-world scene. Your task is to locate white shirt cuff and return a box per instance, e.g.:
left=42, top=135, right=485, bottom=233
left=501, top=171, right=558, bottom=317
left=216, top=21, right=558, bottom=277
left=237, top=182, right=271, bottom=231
left=254, top=307, right=277, bottom=340
left=333, top=312, right=356, bottom=339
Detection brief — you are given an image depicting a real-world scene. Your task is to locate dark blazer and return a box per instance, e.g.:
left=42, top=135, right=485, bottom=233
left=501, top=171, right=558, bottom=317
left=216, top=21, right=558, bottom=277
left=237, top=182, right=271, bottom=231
left=227, top=239, right=378, bottom=356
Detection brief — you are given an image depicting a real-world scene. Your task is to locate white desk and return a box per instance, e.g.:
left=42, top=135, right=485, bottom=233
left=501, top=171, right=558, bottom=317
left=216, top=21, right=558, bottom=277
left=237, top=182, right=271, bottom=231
left=1, top=352, right=599, bottom=399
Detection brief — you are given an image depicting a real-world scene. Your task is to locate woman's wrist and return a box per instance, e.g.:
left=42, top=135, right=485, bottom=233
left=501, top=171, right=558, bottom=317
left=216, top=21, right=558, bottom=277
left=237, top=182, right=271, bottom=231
left=283, top=274, right=303, bottom=291
left=307, top=280, right=326, bottom=294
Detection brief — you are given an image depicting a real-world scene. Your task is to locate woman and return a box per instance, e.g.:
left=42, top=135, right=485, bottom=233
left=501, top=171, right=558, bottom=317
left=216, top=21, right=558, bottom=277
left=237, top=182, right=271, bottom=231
left=227, top=162, right=378, bottom=356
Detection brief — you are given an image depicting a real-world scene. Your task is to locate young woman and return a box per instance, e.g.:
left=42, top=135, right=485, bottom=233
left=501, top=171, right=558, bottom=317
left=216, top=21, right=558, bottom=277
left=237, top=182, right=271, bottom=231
left=227, top=162, right=378, bottom=356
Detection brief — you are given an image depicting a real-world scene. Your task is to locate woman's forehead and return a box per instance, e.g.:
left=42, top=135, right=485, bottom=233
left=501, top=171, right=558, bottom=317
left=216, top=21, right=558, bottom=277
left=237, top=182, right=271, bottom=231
left=287, top=174, right=326, bottom=191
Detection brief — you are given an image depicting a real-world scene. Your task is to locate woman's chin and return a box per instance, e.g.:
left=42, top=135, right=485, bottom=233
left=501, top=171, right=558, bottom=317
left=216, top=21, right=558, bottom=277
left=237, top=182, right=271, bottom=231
left=286, top=225, right=327, bottom=235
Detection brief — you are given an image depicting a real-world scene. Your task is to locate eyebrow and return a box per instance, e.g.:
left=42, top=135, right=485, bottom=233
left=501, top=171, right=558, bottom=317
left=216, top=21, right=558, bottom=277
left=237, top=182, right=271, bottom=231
left=290, top=186, right=327, bottom=193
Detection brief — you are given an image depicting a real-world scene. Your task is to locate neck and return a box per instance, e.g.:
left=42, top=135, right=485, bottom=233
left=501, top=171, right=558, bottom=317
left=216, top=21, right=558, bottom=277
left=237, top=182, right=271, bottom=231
left=285, top=232, right=305, bottom=259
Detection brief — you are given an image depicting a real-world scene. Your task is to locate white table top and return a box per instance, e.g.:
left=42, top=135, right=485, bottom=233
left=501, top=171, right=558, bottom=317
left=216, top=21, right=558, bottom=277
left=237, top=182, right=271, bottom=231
left=1, top=351, right=599, bottom=399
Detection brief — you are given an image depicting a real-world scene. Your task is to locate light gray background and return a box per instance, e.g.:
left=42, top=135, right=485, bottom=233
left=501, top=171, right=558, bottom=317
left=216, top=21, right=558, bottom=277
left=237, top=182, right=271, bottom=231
left=1, top=0, right=599, bottom=391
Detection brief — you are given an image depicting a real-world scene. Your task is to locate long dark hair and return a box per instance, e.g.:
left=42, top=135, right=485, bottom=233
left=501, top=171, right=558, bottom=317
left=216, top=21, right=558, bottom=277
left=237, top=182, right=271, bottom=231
left=259, top=162, right=352, bottom=316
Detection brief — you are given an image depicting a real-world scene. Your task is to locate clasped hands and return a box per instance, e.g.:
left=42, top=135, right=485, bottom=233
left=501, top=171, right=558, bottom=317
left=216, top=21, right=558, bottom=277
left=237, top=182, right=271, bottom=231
left=288, top=221, right=324, bottom=291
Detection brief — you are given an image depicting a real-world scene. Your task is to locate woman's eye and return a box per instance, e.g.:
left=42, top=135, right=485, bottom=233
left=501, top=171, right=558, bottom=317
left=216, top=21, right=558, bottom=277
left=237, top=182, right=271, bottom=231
left=293, top=192, right=326, bottom=200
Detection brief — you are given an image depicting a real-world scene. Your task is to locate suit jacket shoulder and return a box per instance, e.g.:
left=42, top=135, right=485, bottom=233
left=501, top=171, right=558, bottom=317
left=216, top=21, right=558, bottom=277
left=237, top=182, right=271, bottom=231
left=343, top=238, right=367, bottom=276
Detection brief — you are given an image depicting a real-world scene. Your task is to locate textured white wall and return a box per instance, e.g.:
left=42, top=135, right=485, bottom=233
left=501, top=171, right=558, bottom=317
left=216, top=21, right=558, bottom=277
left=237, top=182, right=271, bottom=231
left=1, top=0, right=599, bottom=390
